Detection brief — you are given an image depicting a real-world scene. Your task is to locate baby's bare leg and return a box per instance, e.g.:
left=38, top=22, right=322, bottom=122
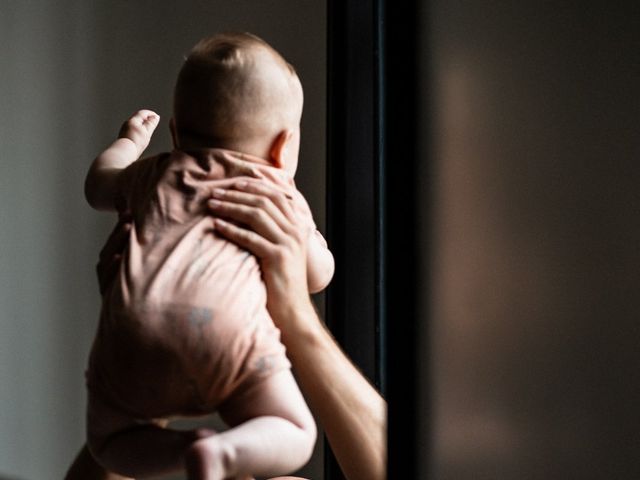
left=87, top=392, right=208, bottom=478
left=185, top=370, right=317, bottom=480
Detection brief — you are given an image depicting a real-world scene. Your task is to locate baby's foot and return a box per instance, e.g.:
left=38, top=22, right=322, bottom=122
left=184, top=435, right=233, bottom=480
left=118, top=109, right=160, bottom=157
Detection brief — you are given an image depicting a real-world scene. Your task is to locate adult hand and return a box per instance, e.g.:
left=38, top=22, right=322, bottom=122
left=209, top=179, right=387, bottom=480
left=207, top=178, right=316, bottom=331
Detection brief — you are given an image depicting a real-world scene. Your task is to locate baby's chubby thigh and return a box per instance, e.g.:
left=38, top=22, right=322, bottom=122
left=219, top=369, right=316, bottom=436
left=210, top=369, right=318, bottom=475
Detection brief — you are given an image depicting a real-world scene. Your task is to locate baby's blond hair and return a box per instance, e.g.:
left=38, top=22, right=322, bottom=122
left=173, top=32, right=302, bottom=151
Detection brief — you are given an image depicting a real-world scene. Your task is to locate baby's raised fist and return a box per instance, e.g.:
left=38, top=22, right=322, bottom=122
left=118, top=109, right=160, bottom=157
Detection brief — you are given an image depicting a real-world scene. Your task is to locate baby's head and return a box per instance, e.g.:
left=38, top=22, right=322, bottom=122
left=172, top=32, right=303, bottom=174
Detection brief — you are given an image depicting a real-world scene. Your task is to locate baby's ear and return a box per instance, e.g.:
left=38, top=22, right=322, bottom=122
left=268, top=130, right=294, bottom=169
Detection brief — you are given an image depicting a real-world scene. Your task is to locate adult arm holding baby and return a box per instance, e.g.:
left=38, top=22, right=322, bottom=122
left=209, top=179, right=387, bottom=480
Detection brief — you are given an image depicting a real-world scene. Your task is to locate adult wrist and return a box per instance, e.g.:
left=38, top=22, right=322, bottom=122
left=273, top=296, right=321, bottom=347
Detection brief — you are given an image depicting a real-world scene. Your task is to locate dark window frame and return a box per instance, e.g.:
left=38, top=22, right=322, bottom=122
left=326, top=1, right=424, bottom=478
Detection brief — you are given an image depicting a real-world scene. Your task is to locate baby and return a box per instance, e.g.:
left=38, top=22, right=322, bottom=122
left=83, top=32, right=333, bottom=479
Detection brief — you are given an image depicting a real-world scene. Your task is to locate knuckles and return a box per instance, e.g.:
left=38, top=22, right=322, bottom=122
left=255, top=196, right=269, bottom=209
left=271, top=190, right=287, bottom=205
left=269, top=247, right=287, bottom=265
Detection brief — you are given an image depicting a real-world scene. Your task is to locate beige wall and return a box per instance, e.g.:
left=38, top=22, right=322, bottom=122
left=0, top=1, right=325, bottom=478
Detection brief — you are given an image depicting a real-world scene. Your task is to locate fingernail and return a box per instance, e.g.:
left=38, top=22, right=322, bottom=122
left=236, top=181, right=247, bottom=189
left=212, top=188, right=225, bottom=198
left=209, top=199, right=222, bottom=207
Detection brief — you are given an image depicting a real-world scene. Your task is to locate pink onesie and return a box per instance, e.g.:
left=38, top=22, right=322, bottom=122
left=86, top=148, right=303, bottom=420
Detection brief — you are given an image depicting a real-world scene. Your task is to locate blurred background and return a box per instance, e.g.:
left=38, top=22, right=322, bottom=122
left=425, top=2, right=640, bottom=478
left=0, top=1, right=326, bottom=478
left=3, top=1, right=640, bottom=479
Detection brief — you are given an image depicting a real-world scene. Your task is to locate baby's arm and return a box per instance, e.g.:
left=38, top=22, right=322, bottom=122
left=85, top=110, right=159, bottom=211
left=307, top=229, right=335, bottom=294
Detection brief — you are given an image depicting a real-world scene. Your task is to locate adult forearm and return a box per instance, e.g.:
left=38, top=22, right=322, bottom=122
left=206, top=181, right=387, bottom=478
left=282, top=302, right=387, bottom=480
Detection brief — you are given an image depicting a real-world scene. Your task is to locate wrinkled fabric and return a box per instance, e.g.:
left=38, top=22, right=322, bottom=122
left=86, top=149, right=296, bottom=419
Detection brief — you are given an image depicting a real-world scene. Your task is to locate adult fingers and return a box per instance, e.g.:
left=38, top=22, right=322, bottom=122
left=208, top=198, right=288, bottom=245
left=232, top=179, right=315, bottom=235
left=212, top=217, right=274, bottom=260
left=230, top=178, right=298, bottom=224
left=209, top=186, right=294, bottom=234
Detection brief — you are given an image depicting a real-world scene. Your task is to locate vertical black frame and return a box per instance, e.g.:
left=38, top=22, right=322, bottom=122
left=326, top=0, right=424, bottom=478
left=326, top=0, right=382, bottom=478
left=326, top=3, right=380, bottom=389
left=382, top=1, right=424, bottom=478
